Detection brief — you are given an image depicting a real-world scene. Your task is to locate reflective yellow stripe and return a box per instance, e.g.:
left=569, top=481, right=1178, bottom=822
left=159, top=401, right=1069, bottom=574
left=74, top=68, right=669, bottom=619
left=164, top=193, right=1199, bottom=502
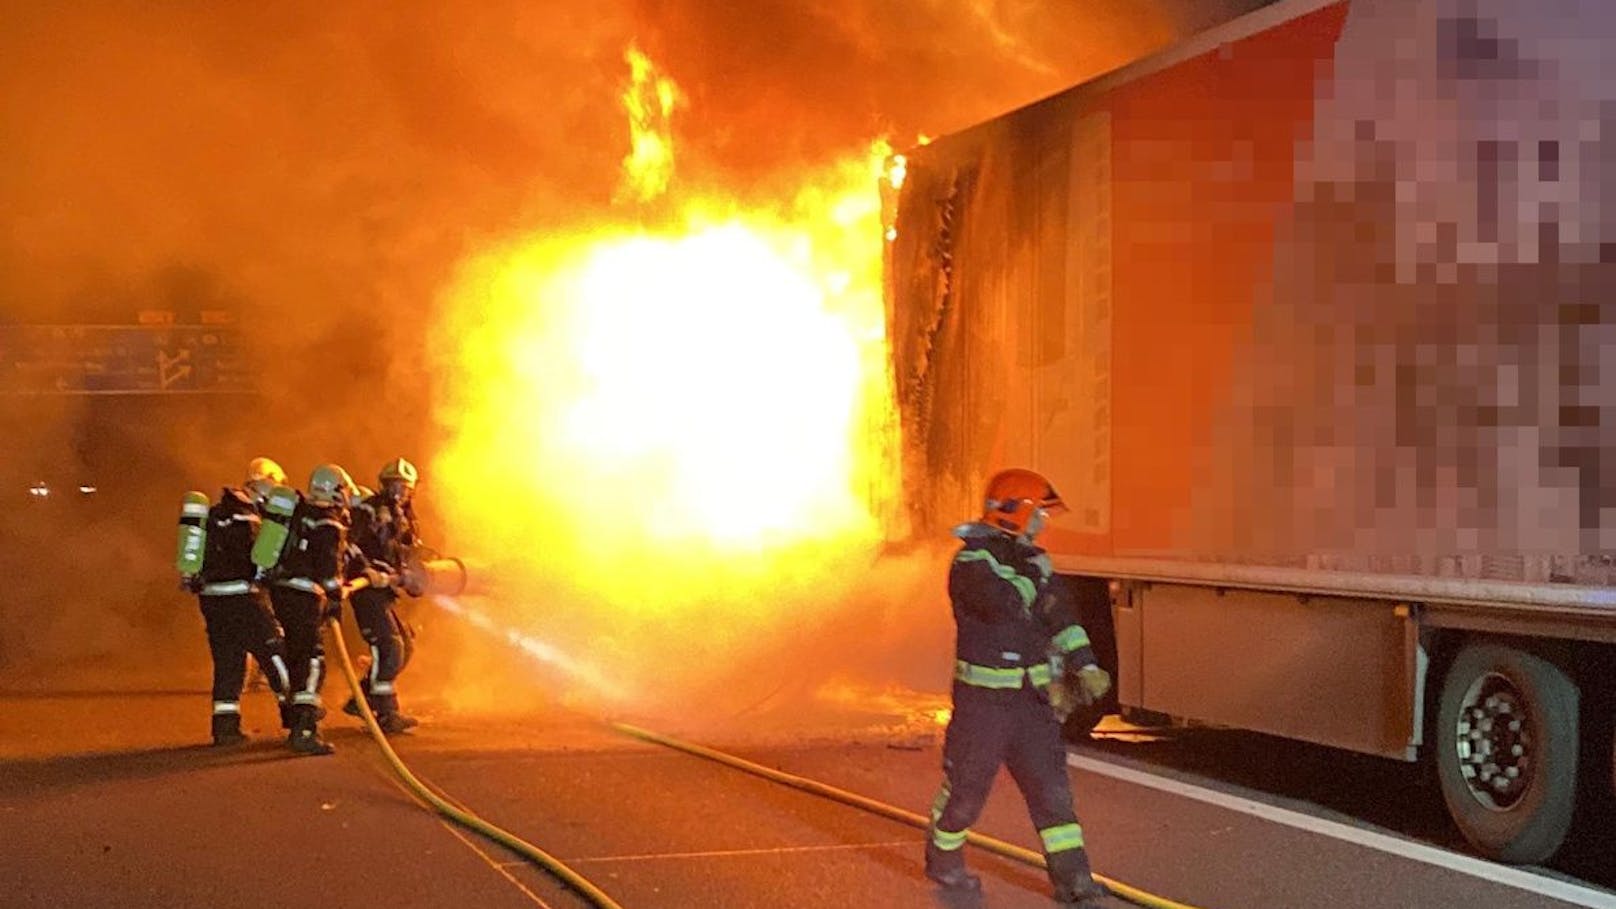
left=955, top=660, right=1023, bottom=689
left=200, top=580, right=252, bottom=596
left=954, top=549, right=1036, bottom=608
left=955, top=660, right=1052, bottom=689
left=932, top=826, right=969, bottom=851
left=276, top=577, right=322, bottom=594
left=1052, top=624, right=1091, bottom=653
left=931, top=781, right=951, bottom=823
left=1039, top=823, right=1085, bottom=853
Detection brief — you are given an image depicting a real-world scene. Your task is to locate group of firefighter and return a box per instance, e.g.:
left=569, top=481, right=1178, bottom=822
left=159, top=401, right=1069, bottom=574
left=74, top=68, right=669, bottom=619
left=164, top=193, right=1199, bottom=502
left=175, top=456, right=1112, bottom=904
left=177, top=455, right=426, bottom=756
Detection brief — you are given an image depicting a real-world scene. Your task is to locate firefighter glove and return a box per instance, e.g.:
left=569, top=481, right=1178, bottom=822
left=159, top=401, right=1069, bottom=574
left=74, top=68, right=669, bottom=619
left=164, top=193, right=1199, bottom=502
left=1074, top=664, right=1112, bottom=706
left=1027, top=552, right=1053, bottom=582
left=401, top=567, right=426, bottom=598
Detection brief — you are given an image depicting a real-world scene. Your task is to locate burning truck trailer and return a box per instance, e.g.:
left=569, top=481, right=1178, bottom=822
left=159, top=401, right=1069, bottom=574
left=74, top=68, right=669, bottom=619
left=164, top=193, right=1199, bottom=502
left=884, top=0, right=1616, bottom=866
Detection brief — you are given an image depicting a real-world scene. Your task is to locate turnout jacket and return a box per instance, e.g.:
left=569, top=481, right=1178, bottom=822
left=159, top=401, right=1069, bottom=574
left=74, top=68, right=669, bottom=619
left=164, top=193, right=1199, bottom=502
left=199, top=487, right=261, bottom=587
left=349, top=492, right=418, bottom=574
left=276, top=500, right=350, bottom=598
left=948, top=522, right=1098, bottom=686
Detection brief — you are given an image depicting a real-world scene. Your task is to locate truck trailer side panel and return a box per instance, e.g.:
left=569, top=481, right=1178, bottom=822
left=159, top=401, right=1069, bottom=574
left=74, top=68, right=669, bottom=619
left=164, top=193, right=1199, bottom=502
left=888, top=0, right=1616, bottom=588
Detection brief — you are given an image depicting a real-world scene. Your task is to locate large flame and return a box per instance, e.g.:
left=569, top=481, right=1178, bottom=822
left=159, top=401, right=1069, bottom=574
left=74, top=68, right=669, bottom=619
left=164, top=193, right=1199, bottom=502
left=616, top=45, right=682, bottom=205
left=430, top=47, right=903, bottom=708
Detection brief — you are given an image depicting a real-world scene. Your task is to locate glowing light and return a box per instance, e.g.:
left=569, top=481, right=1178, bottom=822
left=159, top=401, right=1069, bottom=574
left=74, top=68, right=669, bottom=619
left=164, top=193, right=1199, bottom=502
left=431, top=47, right=900, bottom=702
left=437, top=164, right=893, bottom=558
left=885, top=154, right=908, bottom=191
left=813, top=679, right=952, bottom=732
left=617, top=45, right=682, bottom=204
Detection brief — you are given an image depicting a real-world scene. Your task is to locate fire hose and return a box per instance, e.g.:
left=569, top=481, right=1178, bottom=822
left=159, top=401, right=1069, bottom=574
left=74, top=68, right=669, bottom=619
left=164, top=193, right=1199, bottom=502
left=324, top=616, right=627, bottom=909
left=609, top=722, right=1201, bottom=909
left=325, top=580, right=1200, bottom=909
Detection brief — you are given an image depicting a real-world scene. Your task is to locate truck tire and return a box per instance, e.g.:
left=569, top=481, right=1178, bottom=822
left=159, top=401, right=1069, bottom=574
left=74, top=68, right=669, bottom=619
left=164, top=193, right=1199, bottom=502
left=1434, top=642, right=1579, bottom=863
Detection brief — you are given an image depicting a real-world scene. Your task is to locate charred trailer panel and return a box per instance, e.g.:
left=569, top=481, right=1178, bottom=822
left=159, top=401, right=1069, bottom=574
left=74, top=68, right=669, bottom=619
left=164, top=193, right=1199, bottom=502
left=885, top=0, right=1616, bottom=863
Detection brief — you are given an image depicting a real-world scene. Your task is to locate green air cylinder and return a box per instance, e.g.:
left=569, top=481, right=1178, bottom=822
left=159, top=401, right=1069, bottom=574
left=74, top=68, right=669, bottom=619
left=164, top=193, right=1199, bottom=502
left=175, top=491, right=211, bottom=575
left=251, top=484, right=299, bottom=571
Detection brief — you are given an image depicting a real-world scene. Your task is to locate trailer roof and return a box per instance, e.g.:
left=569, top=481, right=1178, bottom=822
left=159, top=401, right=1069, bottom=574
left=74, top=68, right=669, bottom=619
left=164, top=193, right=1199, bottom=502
left=907, top=0, right=1342, bottom=163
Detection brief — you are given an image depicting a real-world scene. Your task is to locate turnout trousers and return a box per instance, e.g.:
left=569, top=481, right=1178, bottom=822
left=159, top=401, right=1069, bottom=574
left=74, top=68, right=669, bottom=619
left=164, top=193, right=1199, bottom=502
left=268, top=587, right=327, bottom=720
left=927, top=681, right=1097, bottom=902
left=350, top=586, right=414, bottom=716
left=199, top=590, right=289, bottom=714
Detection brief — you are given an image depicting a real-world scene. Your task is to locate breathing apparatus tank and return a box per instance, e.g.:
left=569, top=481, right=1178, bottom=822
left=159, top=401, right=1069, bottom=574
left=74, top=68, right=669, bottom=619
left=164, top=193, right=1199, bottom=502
left=175, top=491, right=211, bottom=576
left=251, top=484, right=300, bottom=571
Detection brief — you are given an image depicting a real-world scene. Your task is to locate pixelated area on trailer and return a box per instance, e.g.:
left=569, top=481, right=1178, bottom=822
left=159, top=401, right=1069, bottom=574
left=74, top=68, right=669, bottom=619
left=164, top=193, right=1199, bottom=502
left=888, top=0, right=1616, bottom=586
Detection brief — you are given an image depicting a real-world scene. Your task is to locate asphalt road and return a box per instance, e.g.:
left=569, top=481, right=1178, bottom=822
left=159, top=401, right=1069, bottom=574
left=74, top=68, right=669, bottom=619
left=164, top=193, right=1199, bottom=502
left=2, top=689, right=1612, bottom=909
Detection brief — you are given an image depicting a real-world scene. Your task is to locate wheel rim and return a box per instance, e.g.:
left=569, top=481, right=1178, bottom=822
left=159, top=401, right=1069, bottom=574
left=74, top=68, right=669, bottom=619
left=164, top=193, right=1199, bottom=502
left=1453, top=671, right=1534, bottom=812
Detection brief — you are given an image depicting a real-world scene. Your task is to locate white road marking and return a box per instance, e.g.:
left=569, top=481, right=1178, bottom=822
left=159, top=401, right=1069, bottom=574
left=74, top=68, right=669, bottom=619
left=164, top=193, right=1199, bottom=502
left=436, top=816, right=560, bottom=909
left=1067, top=751, right=1616, bottom=909
left=381, top=772, right=558, bottom=908
left=547, top=840, right=917, bottom=866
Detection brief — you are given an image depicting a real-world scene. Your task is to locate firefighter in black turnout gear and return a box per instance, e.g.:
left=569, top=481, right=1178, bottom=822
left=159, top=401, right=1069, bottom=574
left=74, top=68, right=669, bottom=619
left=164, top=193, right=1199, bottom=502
left=342, top=457, right=422, bottom=734
left=925, top=468, right=1113, bottom=908
left=267, top=464, right=354, bottom=756
left=177, top=457, right=293, bottom=745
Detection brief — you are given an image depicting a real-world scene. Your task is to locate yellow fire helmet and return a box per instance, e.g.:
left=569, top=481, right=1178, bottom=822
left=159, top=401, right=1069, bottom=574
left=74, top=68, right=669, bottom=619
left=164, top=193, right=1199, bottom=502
left=379, top=457, right=419, bottom=489
left=307, top=464, right=355, bottom=506
left=244, top=457, right=287, bottom=502
left=348, top=483, right=375, bottom=508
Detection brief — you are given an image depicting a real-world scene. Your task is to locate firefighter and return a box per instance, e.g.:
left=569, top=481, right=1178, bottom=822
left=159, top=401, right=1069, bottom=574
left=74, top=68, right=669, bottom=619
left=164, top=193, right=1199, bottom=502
left=342, top=457, right=421, bottom=733
left=267, top=464, right=354, bottom=756
left=925, top=468, right=1113, bottom=908
left=179, top=457, right=293, bottom=745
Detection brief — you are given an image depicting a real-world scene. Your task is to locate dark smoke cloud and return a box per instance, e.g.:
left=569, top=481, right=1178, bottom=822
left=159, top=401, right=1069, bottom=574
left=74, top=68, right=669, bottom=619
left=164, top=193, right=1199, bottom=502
left=0, top=0, right=1270, bottom=680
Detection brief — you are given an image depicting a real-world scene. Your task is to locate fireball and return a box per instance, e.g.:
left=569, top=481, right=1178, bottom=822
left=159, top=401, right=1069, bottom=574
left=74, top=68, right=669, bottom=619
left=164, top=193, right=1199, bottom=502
left=429, top=46, right=899, bottom=699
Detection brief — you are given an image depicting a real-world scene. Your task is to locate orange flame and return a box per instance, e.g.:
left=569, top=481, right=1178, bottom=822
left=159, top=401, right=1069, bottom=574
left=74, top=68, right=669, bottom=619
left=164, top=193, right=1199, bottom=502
left=617, top=45, right=681, bottom=205
left=430, top=47, right=900, bottom=705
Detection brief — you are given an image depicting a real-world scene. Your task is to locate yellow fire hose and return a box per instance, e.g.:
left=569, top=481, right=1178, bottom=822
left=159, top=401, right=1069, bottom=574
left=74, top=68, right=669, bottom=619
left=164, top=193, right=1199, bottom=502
left=324, top=618, right=627, bottom=909
left=324, top=592, right=1197, bottom=909
left=611, top=722, right=1203, bottom=909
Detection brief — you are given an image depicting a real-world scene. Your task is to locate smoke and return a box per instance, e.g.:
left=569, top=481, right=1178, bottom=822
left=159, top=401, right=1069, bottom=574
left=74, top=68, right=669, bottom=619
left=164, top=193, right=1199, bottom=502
left=0, top=1, right=1271, bottom=698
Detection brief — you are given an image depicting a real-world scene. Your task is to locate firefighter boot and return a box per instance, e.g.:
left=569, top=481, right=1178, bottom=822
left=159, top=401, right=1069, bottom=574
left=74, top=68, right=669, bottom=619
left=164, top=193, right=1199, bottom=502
left=287, top=704, right=335, bottom=756
left=924, top=841, right=982, bottom=892
left=211, top=712, right=247, bottom=746
left=376, top=711, right=419, bottom=734
left=284, top=701, right=326, bottom=728
left=1050, top=847, right=1107, bottom=907
left=341, top=678, right=370, bottom=719
left=364, top=688, right=417, bottom=734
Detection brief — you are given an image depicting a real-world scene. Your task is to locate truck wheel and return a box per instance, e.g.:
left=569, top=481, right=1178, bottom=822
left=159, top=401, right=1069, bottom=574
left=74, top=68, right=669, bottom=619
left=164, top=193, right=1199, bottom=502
left=1434, top=642, right=1579, bottom=863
